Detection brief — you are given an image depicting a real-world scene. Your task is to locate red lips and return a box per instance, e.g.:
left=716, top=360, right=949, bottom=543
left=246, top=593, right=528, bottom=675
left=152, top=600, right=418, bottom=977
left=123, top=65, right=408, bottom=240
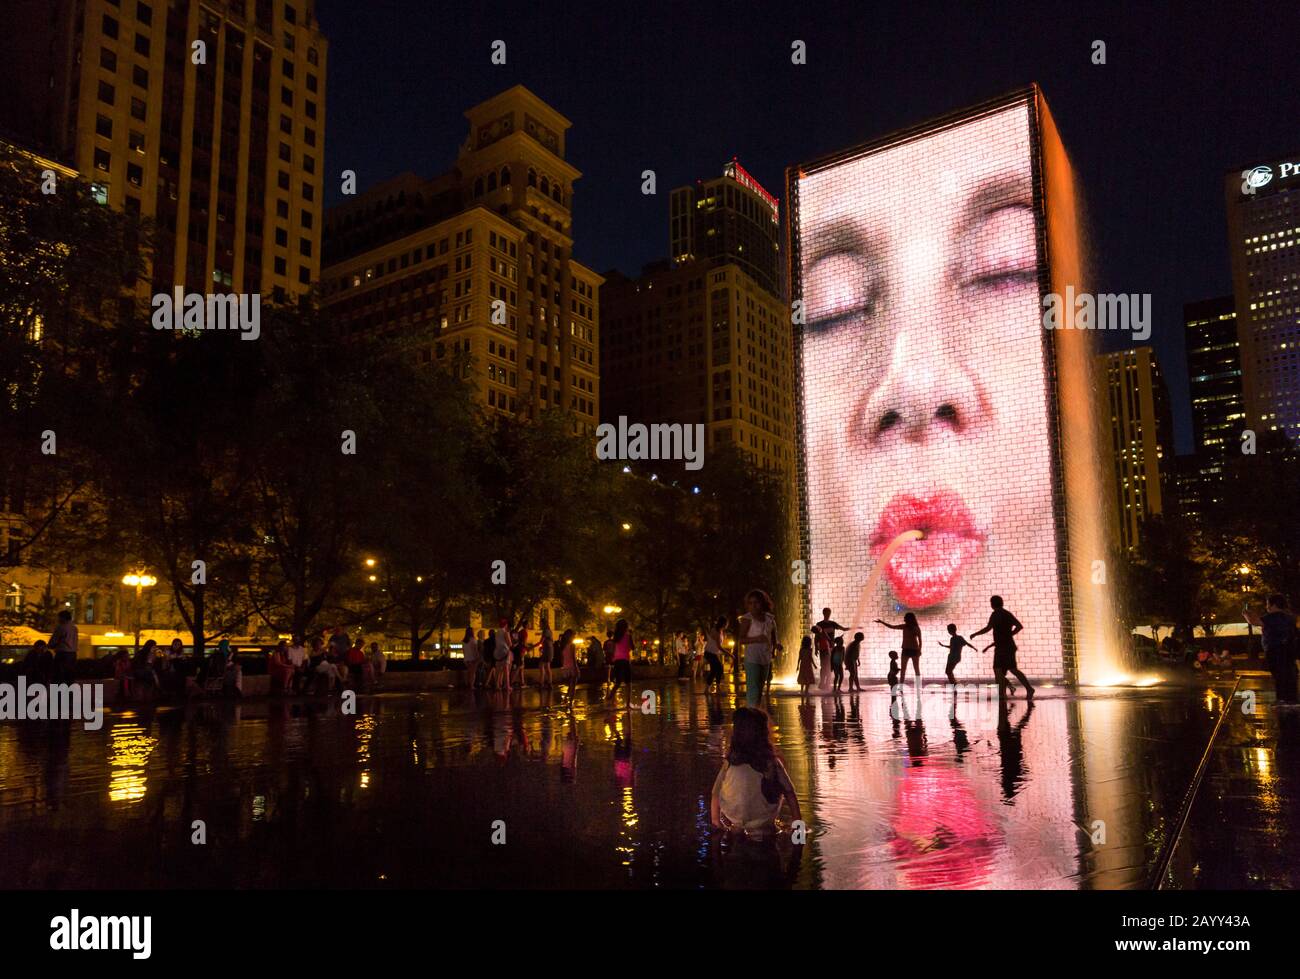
left=872, top=492, right=984, bottom=608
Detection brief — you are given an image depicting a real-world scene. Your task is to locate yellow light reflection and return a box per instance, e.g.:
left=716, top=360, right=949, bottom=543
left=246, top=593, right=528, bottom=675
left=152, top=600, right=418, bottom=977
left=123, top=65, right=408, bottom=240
left=108, top=722, right=157, bottom=804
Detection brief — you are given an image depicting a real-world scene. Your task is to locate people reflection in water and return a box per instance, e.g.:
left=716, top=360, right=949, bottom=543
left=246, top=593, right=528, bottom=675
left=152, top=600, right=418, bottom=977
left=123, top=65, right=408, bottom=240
left=561, top=715, right=579, bottom=783
left=611, top=716, right=633, bottom=789
left=898, top=693, right=928, bottom=764
left=996, top=697, right=1035, bottom=801
left=948, top=701, right=972, bottom=762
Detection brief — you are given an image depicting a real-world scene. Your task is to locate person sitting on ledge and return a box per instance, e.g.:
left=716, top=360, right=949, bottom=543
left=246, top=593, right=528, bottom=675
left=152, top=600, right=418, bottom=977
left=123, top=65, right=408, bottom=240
left=22, top=640, right=54, bottom=685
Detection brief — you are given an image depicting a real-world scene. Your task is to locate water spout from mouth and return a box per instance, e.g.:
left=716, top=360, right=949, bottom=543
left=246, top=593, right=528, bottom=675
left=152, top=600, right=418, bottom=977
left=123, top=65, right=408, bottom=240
left=852, top=529, right=924, bottom=627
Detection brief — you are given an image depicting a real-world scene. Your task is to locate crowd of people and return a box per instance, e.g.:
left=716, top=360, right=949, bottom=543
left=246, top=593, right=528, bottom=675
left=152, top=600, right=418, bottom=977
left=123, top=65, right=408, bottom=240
left=458, top=618, right=587, bottom=699
left=21, top=588, right=1300, bottom=719
left=19, top=621, right=390, bottom=702
left=796, top=597, right=1036, bottom=700
left=451, top=591, right=783, bottom=711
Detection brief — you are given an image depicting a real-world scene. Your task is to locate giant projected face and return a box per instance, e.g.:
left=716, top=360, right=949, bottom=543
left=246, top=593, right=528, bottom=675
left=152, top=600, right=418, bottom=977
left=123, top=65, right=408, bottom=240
left=797, top=103, right=1062, bottom=678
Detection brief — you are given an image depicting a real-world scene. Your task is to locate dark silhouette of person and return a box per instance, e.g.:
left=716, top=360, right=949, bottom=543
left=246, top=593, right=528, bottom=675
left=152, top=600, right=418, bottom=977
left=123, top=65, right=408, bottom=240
left=1244, top=594, right=1299, bottom=705
left=970, top=595, right=1034, bottom=699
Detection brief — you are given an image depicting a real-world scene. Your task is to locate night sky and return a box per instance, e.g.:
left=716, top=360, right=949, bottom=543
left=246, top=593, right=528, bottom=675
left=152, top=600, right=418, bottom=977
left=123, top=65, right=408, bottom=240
left=315, top=0, right=1300, bottom=454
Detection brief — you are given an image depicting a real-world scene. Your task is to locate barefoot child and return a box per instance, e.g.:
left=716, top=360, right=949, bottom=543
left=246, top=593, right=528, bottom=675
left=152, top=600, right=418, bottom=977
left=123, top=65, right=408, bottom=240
left=796, top=635, right=817, bottom=696
left=845, top=632, right=863, bottom=691
left=938, top=623, right=974, bottom=685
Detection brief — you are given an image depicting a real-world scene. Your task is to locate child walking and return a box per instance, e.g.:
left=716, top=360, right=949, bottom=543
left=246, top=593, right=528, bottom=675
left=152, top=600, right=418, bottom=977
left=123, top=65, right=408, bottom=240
left=831, top=636, right=845, bottom=691
left=796, top=635, right=817, bottom=696
left=845, top=632, right=863, bottom=691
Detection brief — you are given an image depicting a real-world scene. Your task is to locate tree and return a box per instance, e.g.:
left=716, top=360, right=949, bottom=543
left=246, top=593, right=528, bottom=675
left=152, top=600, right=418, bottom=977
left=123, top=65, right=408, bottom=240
left=104, top=325, right=262, bottom=656
left=0, top=143, right=148, bottom=584
left=243, top=301, right=387, bottom=640
left=1127, top=514, right=1212, bottom=641
left=476, top=410, right=621, bottom=633
left=352, top=342, right=486, bottom=659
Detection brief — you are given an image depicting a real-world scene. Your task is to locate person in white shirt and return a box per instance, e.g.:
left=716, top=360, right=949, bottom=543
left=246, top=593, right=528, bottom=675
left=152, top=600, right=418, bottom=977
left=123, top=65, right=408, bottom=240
left=49, top=609, right=79, bottom=683
left=286, top=635, right=307, bottom=693
left=461, top=627, right=478, bottom=688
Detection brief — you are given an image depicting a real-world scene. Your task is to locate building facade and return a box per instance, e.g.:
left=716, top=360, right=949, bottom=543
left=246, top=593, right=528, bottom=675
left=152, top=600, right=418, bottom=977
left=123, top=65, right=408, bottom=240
left=2, top=0, right=328, bottom=299
left=1098, top=347, right=1173, bottom=550
left=320, top=86, right=601, bottom=433
left=600, top=260, right=795, bottom=476
left=602, top=159, right=794, bottom=476
left=669, top=159, right=782, bottom=297
left=1177, top=296, right=1243, bottom=521
left=1226, top=154, right=1300, bottom=442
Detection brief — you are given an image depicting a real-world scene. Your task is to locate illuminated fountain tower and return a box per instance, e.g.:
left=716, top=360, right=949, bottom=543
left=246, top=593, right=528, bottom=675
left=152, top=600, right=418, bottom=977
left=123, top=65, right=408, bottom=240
left=787, top=85, right=1127, bottom=684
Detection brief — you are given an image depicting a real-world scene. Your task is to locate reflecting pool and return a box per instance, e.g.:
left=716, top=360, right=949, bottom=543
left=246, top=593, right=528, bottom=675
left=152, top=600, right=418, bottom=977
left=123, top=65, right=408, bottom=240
left=0, top=678, right=1249, bottom=889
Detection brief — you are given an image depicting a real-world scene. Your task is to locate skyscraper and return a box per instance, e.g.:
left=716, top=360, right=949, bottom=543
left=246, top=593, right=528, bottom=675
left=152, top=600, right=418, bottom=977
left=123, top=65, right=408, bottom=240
left=1, top=0, right=329, bottom=300
left=1176, top=296, right=1243, bottom=521
left=602, top=160, right=794, bottom=475
left=1185, top=296, right=1245, bottom=455
left=1226, top=153, right=1300, bottom=442
left=1098, top=347, right=1173, bottom=551
left=669, top=159, right=782, bottom=297
left=320, top=86, right=601, bottom=433
left=600, top=260, right=795, bottom=475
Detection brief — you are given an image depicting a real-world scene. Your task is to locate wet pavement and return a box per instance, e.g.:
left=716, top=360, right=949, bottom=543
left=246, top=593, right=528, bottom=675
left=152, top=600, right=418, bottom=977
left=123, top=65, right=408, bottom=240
left=1164, top=674, right=1300, bottom=889
left=0, top=675, right=1278, bottom=889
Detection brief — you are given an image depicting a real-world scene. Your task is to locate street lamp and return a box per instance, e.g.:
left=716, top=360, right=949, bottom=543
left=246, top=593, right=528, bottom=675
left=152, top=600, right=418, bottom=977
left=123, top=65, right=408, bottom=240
left=121, top=572, right=157, bottom=653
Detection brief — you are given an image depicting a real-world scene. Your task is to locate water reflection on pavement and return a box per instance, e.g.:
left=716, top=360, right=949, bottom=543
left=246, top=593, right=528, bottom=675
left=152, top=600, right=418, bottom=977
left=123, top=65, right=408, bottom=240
left=0, top=678, right=1249, bottom=889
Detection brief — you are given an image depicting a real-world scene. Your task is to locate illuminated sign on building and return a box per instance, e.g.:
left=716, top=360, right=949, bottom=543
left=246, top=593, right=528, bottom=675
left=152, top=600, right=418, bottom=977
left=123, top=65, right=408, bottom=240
left=1240, top=160, right=1300, bottom=195
left=724, top=158, right=779, bottom=220
left=789, top=88, right=1118, bottom=683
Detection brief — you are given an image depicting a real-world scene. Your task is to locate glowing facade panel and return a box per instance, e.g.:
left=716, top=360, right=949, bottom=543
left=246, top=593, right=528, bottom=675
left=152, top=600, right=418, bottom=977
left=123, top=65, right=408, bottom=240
left=790, top=90, right=1100, bottom=680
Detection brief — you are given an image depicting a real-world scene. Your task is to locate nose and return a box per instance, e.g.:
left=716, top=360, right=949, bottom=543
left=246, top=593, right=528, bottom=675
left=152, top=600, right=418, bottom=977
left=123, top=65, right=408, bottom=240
left=859, top=332, right=988, bottom=446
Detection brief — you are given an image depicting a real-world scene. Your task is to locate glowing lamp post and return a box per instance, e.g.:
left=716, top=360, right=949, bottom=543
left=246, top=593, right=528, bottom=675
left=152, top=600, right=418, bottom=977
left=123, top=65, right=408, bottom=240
left=121, top=572, right=157, bottom=653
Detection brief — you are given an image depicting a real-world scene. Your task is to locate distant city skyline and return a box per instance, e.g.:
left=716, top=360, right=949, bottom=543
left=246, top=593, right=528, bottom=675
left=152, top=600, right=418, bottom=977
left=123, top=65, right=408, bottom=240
left=314, top=0, right=1300, bottom=454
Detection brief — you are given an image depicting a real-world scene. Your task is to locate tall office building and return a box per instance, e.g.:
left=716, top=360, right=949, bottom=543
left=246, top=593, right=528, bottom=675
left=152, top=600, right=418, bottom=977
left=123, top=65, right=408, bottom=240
left=1, top=0, right=328, bottom=299
left=669, top=159, right=782, bottom=297
left=1226, top=153, right=1300, bottom=441
left=320, top=86, right=602, bottom=433
left=601, top=260, right=795, bottom=475
left=1185, top=296, right=1245, bottom=454
left=603, top=160, right=794, bottom=476
left=1098, top=347, right=1173, bottom=551
left=1177, top=296, right=1243, bottom=520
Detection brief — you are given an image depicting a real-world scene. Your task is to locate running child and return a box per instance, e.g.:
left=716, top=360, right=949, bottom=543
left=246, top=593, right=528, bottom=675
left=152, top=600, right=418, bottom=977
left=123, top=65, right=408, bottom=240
left=938, top=624, right=974, bottom=685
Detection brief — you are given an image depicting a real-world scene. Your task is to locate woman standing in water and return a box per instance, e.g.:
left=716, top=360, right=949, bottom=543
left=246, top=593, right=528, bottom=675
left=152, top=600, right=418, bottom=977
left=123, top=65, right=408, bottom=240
left=702, top=616, right=727, bottom=692
left=877, top=612, right=922, bottom=692
left=538, top=623, right=554, bottom=689
left=556, top=628, right=579, bottom=703
left=461, top=627, right=479, bottom=688
left=736, top=589, right=777, bottom=709
left=605, top=618, right=633, bottom=707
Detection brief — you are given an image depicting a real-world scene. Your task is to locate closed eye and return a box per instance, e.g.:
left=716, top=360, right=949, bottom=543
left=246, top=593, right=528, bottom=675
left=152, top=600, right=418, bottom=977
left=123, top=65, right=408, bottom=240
left=803, top=250, right=880, bottom=332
